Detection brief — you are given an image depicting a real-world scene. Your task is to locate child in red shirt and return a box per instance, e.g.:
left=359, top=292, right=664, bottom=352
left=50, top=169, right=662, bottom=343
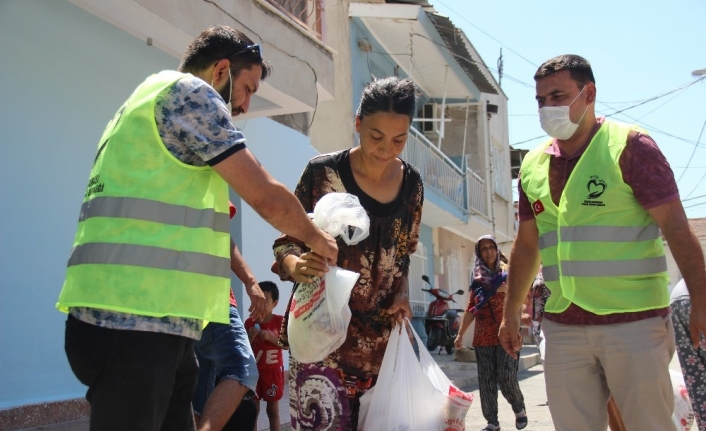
left=245, top=281, right=284, bottom=431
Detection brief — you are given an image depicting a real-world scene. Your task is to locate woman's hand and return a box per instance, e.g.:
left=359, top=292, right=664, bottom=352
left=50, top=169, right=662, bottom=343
left=496, top=282, right=509, bottom=293
left=387, top=291, right=412, bottom=324
left=283, top=252, right=329, bottom=284
left=454, top=333, right=464, bottom=349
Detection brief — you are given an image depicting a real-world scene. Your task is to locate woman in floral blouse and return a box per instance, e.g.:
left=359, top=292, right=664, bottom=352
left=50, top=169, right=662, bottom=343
left=272, top=77, right=424, bottom=431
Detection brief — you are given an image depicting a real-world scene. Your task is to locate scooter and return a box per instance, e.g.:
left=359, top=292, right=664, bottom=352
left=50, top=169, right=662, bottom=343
left=422, top=275, right=465, bottom=354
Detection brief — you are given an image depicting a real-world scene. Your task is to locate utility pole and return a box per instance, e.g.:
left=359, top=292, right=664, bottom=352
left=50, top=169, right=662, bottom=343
left=497, top=48, right=504, bottom=88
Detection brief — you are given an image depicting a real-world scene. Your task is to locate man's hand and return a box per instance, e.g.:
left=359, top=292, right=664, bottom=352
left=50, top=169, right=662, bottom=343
left=499, top=314, right=522, bottom=359
left=245, top=282, right=266, bottom=321
left=306, top=230, right=338, bottom=266
left=689, top=297, right=706, bottom=348
left=387, top=291, right=412, bottom=324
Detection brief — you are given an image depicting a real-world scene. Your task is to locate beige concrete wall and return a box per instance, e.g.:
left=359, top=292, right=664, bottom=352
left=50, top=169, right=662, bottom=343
left=104, top=0, right=336, bottom=109
left=438, top=105, right=481, bottom=163
left=308, top=0, right=358, bottom=153
left=436, top=228, right=475, bottom=304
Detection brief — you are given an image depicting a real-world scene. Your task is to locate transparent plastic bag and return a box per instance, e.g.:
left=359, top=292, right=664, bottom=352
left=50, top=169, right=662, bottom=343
left=310, top=192, right=369, bottom=245
left=358, top=319, right=474, bottom=431
left=288, top=193, right=369, bottom=363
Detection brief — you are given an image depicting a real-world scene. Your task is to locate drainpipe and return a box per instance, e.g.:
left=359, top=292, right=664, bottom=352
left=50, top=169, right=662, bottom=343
left=437, top=65, right=448, bottom=148
left=461, top=96, right=469, bottom=171
left=482, top=100, right=496, bottom=235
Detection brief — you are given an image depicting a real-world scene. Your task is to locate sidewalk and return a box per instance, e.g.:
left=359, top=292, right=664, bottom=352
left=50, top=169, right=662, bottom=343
left=16, top=346, right=541, bottom=431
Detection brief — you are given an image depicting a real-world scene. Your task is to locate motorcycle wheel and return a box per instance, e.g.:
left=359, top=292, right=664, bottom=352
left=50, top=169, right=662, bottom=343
left=427, top=327, right=442, bottom=351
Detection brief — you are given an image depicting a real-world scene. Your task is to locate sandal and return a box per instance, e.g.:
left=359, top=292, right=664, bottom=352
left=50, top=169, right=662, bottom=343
left=482, top=425, right=500, bottom=431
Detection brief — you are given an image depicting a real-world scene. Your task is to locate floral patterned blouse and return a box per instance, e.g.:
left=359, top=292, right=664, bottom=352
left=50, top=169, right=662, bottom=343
left=467, top=291, right=506, bottom=347
left=273, top=149, right=423, bottom=378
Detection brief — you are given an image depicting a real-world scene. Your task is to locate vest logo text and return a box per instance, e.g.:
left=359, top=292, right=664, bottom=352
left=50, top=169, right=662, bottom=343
left=582, top=175, right=606, bottom=207
left=85, top=174, right=105, bottom=198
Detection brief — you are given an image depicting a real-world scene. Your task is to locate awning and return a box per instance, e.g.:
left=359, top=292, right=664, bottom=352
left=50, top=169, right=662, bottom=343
left=70, top=0, right=334, bottom=120
left=349, top=3, right=497, bottom=103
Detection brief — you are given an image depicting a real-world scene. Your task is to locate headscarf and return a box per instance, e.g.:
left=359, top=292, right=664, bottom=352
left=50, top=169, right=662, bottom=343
left=469, top=235, right=508, bottom=314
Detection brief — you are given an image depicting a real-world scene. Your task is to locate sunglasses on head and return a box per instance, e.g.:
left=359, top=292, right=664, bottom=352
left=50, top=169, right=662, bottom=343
left=227, top=44, right=262, bottom=61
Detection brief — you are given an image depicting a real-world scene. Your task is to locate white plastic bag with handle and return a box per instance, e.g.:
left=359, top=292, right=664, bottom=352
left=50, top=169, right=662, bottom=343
left=287, top=193, right=370, bottom=364
left=358, top=319, right=474, bottom=431
left=670, top=369, right=695, bottom=431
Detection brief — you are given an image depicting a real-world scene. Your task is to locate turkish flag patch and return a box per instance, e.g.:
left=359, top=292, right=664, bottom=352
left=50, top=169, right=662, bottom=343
left=532, top=200, right=545, bottom=215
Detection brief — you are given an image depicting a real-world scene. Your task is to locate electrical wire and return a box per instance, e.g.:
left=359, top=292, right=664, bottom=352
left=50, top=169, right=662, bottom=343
left=433, top=0, right=539, bottom=69
left=601, top=77, right=706, bottom=117
left=683, top=169, right=706, bottom=200
left=681, top=194, right=706, bottom=203
left=683, top=200, right=706, bottom=209
left=676, top=117, right=706, bottom=184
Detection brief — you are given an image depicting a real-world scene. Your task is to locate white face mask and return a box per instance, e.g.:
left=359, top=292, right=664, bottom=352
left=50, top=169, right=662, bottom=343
left=538, top=86, right=589, bottom=140
left=211, top=69, right=234, bottom=116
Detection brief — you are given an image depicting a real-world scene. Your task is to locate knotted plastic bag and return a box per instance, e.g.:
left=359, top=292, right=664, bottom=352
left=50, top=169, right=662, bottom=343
left=310, top=193, right=369, bottom=246
left=288, top=193, right=370, bottom=364
left=358, top=319, right=474, bottom=431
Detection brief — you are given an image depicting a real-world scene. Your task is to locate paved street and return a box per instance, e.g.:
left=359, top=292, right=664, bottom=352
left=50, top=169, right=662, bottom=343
left=461, top=364, right=555, bottom=431
left=17, top=348, right=683, bottom=431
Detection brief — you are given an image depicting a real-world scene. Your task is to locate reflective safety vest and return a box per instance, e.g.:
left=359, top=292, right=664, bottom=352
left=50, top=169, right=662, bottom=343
left=57, top=71, right=231, bottom=324
left=520, top=120, right=669, bottom=314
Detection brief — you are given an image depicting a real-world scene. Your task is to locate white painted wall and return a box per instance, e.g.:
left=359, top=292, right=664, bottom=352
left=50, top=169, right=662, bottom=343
left=0, top=0, right=182, bottom=408
left=0, top=0, right=321, bottom=408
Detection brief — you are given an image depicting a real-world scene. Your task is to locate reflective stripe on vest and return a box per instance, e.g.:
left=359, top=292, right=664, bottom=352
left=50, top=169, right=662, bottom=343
left=539, top=225, right=661, bottom=250
left=57, top=71, right=230, bottom=323
left=68, top=243, right=230, bottom=278
left=542, top=256, right=667, bottom=283
left=519, top=120, right=668, bottom=314
left=79, top=196, right=230, bottom=233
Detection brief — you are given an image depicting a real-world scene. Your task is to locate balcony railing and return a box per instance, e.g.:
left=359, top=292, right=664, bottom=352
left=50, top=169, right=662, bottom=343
left=265, top=0, right=324, bottom=40
left=466, top=169, right=489, bottom=217
left=403, top=128, right=465, bottom=208
left=402, top=127, right=490, bottom=220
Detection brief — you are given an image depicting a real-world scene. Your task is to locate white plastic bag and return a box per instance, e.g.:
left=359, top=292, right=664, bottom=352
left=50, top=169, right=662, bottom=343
left=358, top=319, right=473, bottom=431
left=310, top=193, right=370, bottom=245
left=288, top=267, right=359, bottom=363
left=288, top=193, right=369, bottom=364
left=670, top=369, right=695, bottom=431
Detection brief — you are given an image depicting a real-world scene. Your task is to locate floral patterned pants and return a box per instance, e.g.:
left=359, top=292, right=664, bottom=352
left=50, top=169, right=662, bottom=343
left=671, top=299, right=706, bottom=431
